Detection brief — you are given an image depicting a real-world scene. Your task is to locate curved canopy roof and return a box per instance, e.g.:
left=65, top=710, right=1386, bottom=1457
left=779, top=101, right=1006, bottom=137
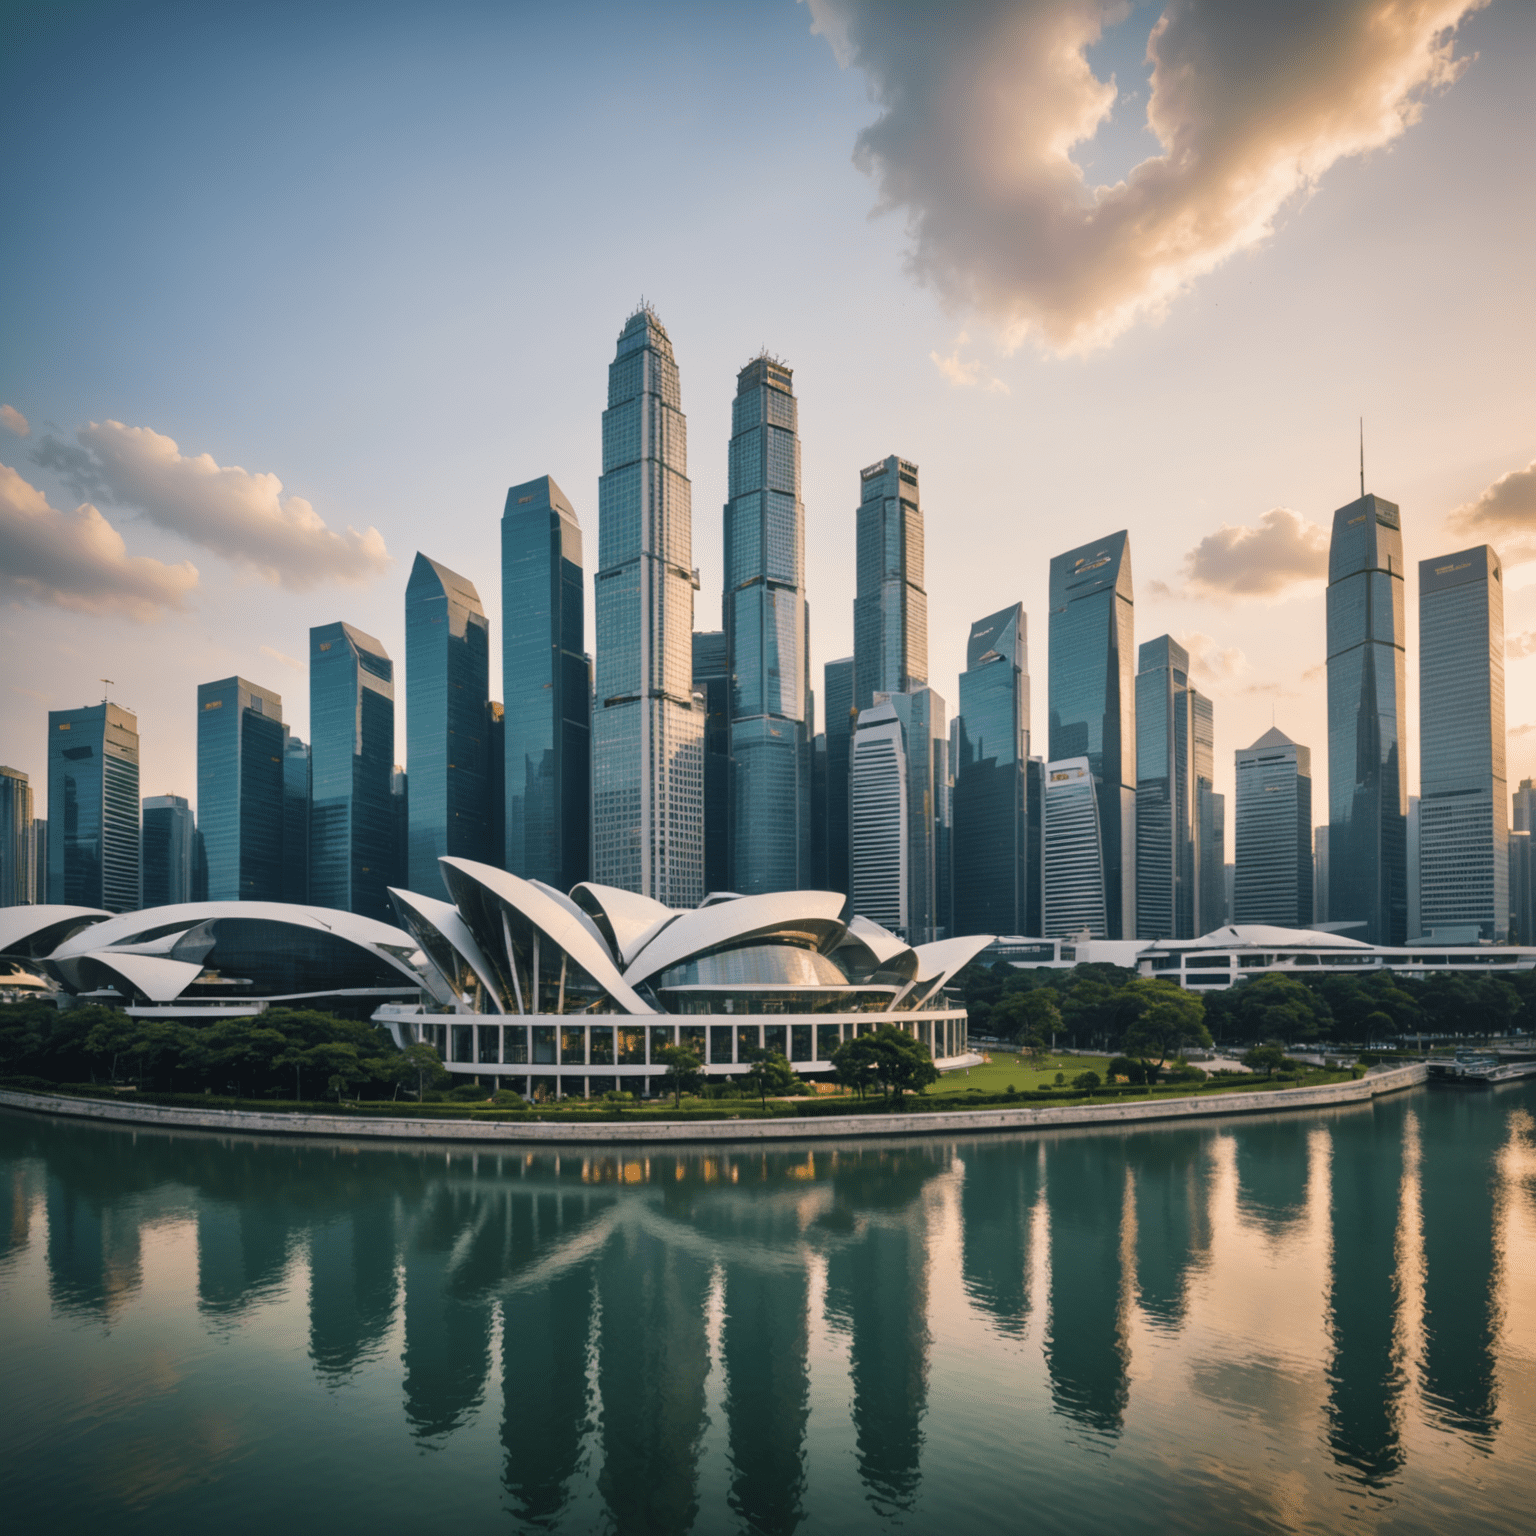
left=569, top=883, right=677, bottom=967
left=903, top=934, right=996, bottom=1009
left=0, top=906, right=112, bottom=960
left=1140, top=925, right=1373, bottom=952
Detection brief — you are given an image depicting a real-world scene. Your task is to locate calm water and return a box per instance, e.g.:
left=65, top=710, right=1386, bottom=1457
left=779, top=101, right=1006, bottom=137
left=3, top=1089, right=1535, bottom=1534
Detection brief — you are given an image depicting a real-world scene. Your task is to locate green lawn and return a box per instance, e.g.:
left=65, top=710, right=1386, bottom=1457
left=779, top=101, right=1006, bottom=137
left=924, top=1053, right=1113, bottom=1097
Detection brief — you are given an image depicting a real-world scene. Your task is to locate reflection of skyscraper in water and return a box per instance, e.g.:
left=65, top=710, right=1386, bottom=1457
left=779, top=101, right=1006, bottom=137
left=1126, top=1129, right=1212, bottom=1331
left=45, top=1179, right=143, bottom=1319
left=1044, top=1140, right=1129, bottom=1434
left=1233, top=1120, right=1313, bottom=1239
left=960, top=1141, right=1040, bottom=1336
left=596, top=1223, right=711, bottom=1531
left=1418, top=1090, right=1502, bottom=1444
left=196, top=1202, right=299, bottom=1318
left=822, top=1151, right=939, bottom=1513
left=307, top=1205, right=399, bottom=1380
left=1326, top=1107, right=1406, bottom=1483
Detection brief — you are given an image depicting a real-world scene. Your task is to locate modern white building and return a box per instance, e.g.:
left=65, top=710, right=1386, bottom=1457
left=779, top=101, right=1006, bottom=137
left=1042, top=757, right=1106, bottom=938
left=850, top=699, right=908, bottom=934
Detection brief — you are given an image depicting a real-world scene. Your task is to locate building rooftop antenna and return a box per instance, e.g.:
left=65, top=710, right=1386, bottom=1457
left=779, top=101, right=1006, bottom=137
left=101, top=678, right=114, bottom=703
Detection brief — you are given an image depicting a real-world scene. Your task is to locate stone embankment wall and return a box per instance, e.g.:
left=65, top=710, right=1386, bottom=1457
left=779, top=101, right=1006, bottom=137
left=0, top=1064, right=1429, bottom=1147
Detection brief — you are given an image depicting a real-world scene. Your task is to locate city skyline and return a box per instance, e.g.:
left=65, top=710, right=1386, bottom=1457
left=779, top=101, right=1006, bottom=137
left=3, top=3, right=1531, bottom=837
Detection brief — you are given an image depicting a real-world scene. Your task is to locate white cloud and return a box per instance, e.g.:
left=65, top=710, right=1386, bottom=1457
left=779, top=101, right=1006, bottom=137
left=1506, top=631, right=1536, bottom=661
left=0, top=406, right=29, bottom=438
left=73, top=420, right=392, bottom=590
left=1448, top=460, right=1536, bottom=563
left=930, top=332, right=1010, bottom=392
left=259, top=644, right=303, bottom=672
left=1177, top=630, right=1246, bottom=682
left=1177, top=507, right=1329, bottom=598
left=0, top=461, right=198, bottom=621
left=809, top=0, right=1486, bottom=353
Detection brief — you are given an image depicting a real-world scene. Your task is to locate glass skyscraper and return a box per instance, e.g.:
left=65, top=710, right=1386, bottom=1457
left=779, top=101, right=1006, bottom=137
left=1194, top=696, right=1223, bottom=935
left=282, top=731, right=310, bottom=903
left=953, top=603, right=1033, bottom=937
left=406, top=552, right=491, bottom=897
left=503, top=475, right=589, bottom=891
left=0, top=765, right=34, bottom=905
left=853, top=457, right=926, bottom=712
left=47, top=702, right=140, bottom=911
left=1418, top=544, right=1506, bottom=940
left=1048, top=531, right=1135, bottom=938
left=1042, top=758, right=1106, bottom=938
left=197, top=676, right=285, bottom=902
left=1234, top=727, right=1313, bottom=926
left=692, top=630, right=730, bottom=895
left=593, top=306, right=704, bottom=905
left=722, top=354, right=811, bottom=894
left=822, top=656, right=855, bottom=897
left=850, top=699, right=908, bottom=932
left=141, top=794, right=194, bottom=906
left=309, top=622, right=396, bottom=923
left=1326, top=492, right=1407, bottom=944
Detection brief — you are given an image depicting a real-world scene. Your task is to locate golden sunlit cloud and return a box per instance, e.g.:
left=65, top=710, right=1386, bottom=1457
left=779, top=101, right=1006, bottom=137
left=0, top=405, right=29, bottom=438
left=1176, top=507, right=1329, bottom=599
left=1449, top=460, right=1536, bottom=564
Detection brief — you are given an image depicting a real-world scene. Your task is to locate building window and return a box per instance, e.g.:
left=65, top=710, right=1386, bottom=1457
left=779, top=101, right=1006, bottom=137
left=709, top=1025, right=734, bottom=1065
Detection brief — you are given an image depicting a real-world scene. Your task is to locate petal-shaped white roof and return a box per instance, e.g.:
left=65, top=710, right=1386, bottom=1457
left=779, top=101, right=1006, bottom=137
left=623, top=890, right=847, bottom=989
left=87, top=952, right=207, bottom=1002
left=389, top=886, right=504, bottom=1013
left=903, top=934, right=996, bottom=1009
left=569, top=883, right=677, bottom=966
left=831, top=914, right=919, bottom=981
left=0, top=906, right=112, bottom=958
left=1141, top=924, right=1373, bottom=951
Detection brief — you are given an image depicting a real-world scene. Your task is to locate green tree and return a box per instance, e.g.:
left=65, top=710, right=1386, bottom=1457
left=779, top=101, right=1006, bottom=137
left=1230, top=972, right=1327, bottom=1044
left=397, top=1041, right=448, bottom=1100
left=1119, top=979, right=1211, bottom=1068
left=84, top=1011, right=142, bottom=1083
left=1242, top=1042, right=1288, bottom=1077
left=991, top=989, right=1062, bottom=1053
left=742, top=1047, right=798, bottom=1107
left=830, top=1033, right=880, bottom=1099
left=867, top=1025, right=940, bottom=1100
left=656, top=1044, right=702, bottom=1107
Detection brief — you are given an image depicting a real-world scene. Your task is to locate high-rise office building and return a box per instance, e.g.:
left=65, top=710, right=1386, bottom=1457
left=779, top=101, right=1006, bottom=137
left=141, top=794, right=194, bottom=906
left=484, top=701, right=504, bottom=876
left=953, top=604, right=1032, bottom=938
left=592, top=306, right=704, bottom=905
left=1048, top=531, right=1135, bottom=938
left=822, top=656, right=855, bottom=897
left=1407, top=795, right=1421, bottom=939
left=1234, top=727, right=1313, bottom=927
left=405, top=552, right=491, bottom=897
left=1135, top=636, right=1202, bottom=940
left=1514, top=780, right=1536, bottom=944
left=890, top=687, right=947, bottom=943
left=47, top=702, right=140, bottom=911
left=309, top=622, right=395, bottom=923
left=722, top=354, right=812, bottom=894
left=1326, top=491, right=1407, bottom=944
left=282, top=731, right=310, bottom=904
left=810, top=731, right=828, bottom=890
left=0, top=766, right=34, bottom=905
left=1313, top=826, right=1330, bottom=924
left=1042, top=758, right=1106, bottom=938
left=30, top=819, right=47, bottom=905
left=853, top=456, right=926, bottom=712
left=197, top=676, right=285, bottom=902
left=391, top=767, right=409, bottom=892
left=1193, top=695, right=1222, bottom=934
left=1418, top=545, right=1507, bottom=941
left=692, top=630, right=731, bottom=895
left=850, top=698, right=908, bottom=932
left=504, top=475, right=590, bottom=891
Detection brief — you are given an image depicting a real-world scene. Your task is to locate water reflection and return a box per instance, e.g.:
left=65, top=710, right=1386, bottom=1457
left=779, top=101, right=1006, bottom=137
left=3, top=1088, right=1536, bottom=1532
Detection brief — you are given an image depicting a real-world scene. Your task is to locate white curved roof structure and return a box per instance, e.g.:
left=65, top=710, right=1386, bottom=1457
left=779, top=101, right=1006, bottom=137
left=0, top=905, right=112, bottom=960
left=903, top=934, right=997, bottom=1009
left=1140, top=925, right=1373, bottom=952
left=388, top=886, right=504, bottom=1013
left=569, top=883, right=678, bottom=966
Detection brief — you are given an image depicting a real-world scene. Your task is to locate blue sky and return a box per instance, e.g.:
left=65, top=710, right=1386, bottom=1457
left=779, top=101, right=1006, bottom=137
left=3, top=0, right=1533, bottom=828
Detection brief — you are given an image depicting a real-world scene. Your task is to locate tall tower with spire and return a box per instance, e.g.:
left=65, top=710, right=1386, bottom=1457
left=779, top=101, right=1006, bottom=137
left=592, top=306, right=704, bottom=905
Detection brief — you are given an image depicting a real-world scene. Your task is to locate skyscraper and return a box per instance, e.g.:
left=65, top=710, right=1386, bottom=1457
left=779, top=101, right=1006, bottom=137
left=1193, top=695, right=1223, bottom=935
left=592, top=306, right=704, bottom=905
left=0, top=765, right=33, bottom=905
left=853, top=456, right=926, bottom=712
left=1048, top=531, right=1135, bottom=938
left=850, top=699, right=908, bottom=933
left=692, top=630, right=730, bottom=895
left=405, top=552, right=491, bottom=897
left=1234, top=727, right=1313, bottom=927
left=30, top=819, right=47, bottom=906
left=282, top=731, right=310, bottom=903
left=197, top=676, right=285, bottom=902
left=885, top=687, right=947, bottom=943
left=1042, top=758, right=1106, bottom=938
left=1407, top=795, right=1421, bottom=940
left=722, top=354, right=811, bottom=894
left=141, top=794, right=194, bottom=906
left=1418, top=545, right=1507, bottom=941
left=503, top=475, right=590, bottom=891
left=47, top=702, right=140, bottom=911
left=822, top=656, right=855, bottom=897
left=1135, top=637, right=1194, bottom=940
left=953, top=603, right=1031, bottom=937
left=1313, top=827, right=1330, bottom=924
left=1326, top=491, right=1407, bottom=945
left=310, top=622, right=395, bottom=923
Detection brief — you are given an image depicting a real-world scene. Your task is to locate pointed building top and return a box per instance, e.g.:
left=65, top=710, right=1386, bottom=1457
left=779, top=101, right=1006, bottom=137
left=1247, top=725, right=1297, bottom=751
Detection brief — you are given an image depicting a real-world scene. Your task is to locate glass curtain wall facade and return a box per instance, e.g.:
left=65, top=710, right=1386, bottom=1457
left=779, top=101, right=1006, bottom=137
left=1048, top=532, right=1135, bottom=938
left=593, top=306, right=704, bottom=906
left=822, top=656, right=855, bottom=898
left=503, top=475, right=590, bottom=891
left=47, top=703, right=140, bottom=911
left=1418, top=545, right=1507, bottom=940
left=1134, top=637, right=1193, bottom=940
left=1194, top=696, right=1222, bottom=934
left=309, top=622, right=396, bottom=924
left=850, top=699, right=908, bottom=932
left=196, top=676, right=284, bottom=903
left=954, top=603, right=1031, bottom=938
left=853, top=457, right=927, bottom=712
left=1042, top=758, right=1107, bottom=938
left=141, top=794, right=194, bottom=906
left=692, top=631, right=731, bottom=895
left=282, top=732, right=310, bottom=903
left=722, top=355, right=811, bottom=894
left=1326, top=492, right=1407, bottom=945
left=886, top=688, right=946, bottom=943
left=1233, top=728, right=1313, bottom=926
left=405, top=553, right=491, bottom=897
left=0, top=766, right=33, bottom=906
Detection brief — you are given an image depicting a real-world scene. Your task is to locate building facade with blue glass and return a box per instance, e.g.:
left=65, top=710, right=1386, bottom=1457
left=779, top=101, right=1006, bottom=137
left=692, top=630, right=730, bottom=895
left=196, top=676, right=284, bottom=903
left=503, top=475, right=589, bottom=892
left=954, top=603, right=1036, bottom=937
left=592, top=307, right=704, bottom=906
left=1048, top=532, right=1135, bottom=939
left=47, top=702, right=140, bottom=911
left=405, top=552, right=491, bottom=897
left=1234, top=727, right=1313, bottom=927
left=1326, top=492, right=1407, bottom=945
left=309, top=622, right=396, bottom=923
left=141, top=793, right=195, bottom=907
left=1418, top=544, right=1506, bottom=941
left=821, top=656, right=855, bottom=898
left=721, top=355, right=812, bottom=894
left=282, top=731, right=310, bottom=903
left=853, top=457, right=926, bottom=712
left=0, top=766, right=33, bottom=907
